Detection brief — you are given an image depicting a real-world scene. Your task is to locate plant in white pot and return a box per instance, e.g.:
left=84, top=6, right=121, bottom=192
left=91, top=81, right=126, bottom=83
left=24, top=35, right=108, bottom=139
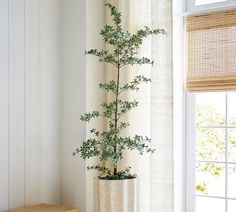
left=73, top=3, right=165, bottom=212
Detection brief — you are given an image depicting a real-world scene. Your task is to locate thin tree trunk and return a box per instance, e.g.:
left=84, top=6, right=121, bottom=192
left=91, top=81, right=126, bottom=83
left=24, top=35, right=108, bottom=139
left=113, top=64, right=120, bottom=175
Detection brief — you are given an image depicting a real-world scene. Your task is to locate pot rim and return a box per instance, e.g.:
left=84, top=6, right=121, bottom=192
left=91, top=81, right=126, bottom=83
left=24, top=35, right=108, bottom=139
left=97, top=176, right=138, bottom=181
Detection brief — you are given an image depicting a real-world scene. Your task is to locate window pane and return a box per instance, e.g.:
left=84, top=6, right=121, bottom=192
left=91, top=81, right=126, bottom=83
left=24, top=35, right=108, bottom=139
left=196, top=0, right=226, bottom=6
left=228, top=129, right=236, bottom=162
left=196, top=93, right=225, bottom=127
left=196, top=162, right=225, bottom=197
left=196, top=128, right=225, bottom=161
left=228, top=165, right=236, bottom=198
left=196, top=197, right=225, bottom=212
left=228, top=200, right=236, bottom=212
left=228, top=92, right=236, bottom=126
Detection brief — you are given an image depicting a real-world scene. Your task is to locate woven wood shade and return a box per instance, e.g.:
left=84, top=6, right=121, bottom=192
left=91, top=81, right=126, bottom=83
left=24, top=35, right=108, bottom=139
left=186, top=9, right=236, bottom=92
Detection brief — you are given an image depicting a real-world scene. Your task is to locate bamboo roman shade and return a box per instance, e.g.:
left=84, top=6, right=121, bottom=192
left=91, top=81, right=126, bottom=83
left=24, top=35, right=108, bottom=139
left=186, top=9, right=236, bottom=92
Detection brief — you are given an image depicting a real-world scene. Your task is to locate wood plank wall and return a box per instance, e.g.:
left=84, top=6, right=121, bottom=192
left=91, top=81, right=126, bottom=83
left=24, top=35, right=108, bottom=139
left=0, top=0, right=62, bottom=211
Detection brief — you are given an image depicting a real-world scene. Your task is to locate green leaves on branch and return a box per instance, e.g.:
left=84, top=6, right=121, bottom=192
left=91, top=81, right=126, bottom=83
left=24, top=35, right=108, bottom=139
left=87, top=165, right=111, bottom=176
left=136, top=26, right=166, bottom=40
left=101, top=101, right=116, bottom=119
left=80, top=99, right=140, bottom=122
left=73, top=138, right=100, bottom=159
left=119, top=122, right=130, bottom=131
left=86, top=5, right=166, bottom=68
left=121, top=56, right=154, bottom=66
left=99, top=81, right=117, bottom=93
left=83, top=100, right=139, bottom=121
left=98, top=167, right=136, bottom=180
left=105, top=3, right=121, bottom=26
left=100, top=25, right=126, bottom=46
left=90, top=128, right=100, bottom=137
left=119, top=100, right=138, bottom=115
left=99, top=75, right=151, bottom=95
left=74, top=132, right=154, bottom=166
left=80, top=111, right=100, bottom=122
left=85, top=49, right=116, bottom=65
left=120, top=75, right=151, bottom=92
left=121, top=135, right=155, bottom=155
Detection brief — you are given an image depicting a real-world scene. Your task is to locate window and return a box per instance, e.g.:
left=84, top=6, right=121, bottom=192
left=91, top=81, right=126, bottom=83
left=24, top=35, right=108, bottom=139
left=182, top=1, right=236, bottom=212
left=187, top=0, right=236, bottom=12
left=186, top=92, right=236, bottom=212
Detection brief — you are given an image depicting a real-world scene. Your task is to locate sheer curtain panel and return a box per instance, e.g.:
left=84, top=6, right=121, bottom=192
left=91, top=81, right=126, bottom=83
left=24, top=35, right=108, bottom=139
left=103, top=0, right=173, bottom=211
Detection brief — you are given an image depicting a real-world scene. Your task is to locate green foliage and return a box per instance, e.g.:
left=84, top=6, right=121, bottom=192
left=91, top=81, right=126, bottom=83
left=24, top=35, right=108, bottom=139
left=195, top=104, right=236, bottom=194
left=196, top=162, right=222, bottom=176
left=196, top=105, right=225, bottom=127
left=105, top=3, right=121, bottom=26
left=99, top=167, right=137, bottom=180
left=87, top=165, right=111, bottom=176
left=120, top=75, right=151, bottom=93
left=73, top=3, right=165, bottom=180
left=196, top=182, right=208, bottom=195
left=86, top=4, right=166, bottom=69
left=99, top=81, right=117, bottom=93
left=80, top=111, right=100, bottom=122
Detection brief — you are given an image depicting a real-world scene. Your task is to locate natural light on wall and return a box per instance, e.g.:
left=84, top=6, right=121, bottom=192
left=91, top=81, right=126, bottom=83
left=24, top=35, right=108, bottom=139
left=195, top=92, right=236, bottom=212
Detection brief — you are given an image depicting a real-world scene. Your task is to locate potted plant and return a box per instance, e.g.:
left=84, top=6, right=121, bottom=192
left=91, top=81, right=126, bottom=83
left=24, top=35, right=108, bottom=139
left=73, top=3, right=165, bottom=212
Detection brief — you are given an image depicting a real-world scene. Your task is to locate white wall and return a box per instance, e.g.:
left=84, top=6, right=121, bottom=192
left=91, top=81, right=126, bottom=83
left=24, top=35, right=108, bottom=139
left=62, top=1, right=105, bottom=212
left=0, top=0, right=62, bottom=211
left=0, top=0, right=105, bottom=211
left=62, top=0, right=86, bottom=212
left=85, top=1, right=106, bottom=212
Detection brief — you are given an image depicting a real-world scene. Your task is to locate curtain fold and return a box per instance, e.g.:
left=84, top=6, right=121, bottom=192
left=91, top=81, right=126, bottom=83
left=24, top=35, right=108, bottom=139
left=104, top=0, right=173, bottom=211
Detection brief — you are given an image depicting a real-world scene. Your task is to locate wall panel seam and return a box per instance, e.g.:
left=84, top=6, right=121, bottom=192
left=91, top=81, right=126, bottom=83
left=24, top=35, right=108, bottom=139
left=39, top=0, right=41, bottom=203
left=8, top=0, right=10, bottom=210
left=24, top=0, right=26, bottom=207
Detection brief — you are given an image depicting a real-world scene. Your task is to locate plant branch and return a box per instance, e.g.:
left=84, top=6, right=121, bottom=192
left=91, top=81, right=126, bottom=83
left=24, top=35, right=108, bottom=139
left=113, top=49, right=120, bottom=175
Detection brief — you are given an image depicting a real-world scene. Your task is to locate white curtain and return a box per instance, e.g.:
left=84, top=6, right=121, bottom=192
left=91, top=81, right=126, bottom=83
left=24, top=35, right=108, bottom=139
left=105, top=0, right=173, bottom=211
left=86, top=0, right=174, bottom=212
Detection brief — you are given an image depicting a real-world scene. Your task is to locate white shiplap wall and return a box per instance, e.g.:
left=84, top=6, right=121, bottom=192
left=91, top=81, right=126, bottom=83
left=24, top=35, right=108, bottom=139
left=62, top=1, right=86, bottom=212
left=61, top=1, right=106, bottom=212
left=0, top=0, right=62, bottom=211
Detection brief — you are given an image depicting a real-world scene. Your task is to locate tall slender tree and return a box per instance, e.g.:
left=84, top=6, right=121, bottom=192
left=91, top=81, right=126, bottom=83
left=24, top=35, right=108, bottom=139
left=73, top=3, right=166, bottom=179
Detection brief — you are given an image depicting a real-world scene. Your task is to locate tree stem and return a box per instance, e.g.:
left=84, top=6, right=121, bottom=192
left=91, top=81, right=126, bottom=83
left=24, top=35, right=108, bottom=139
left=113, top=28, right=121, bottom=175
left=113, top=63, right=120, bottom=176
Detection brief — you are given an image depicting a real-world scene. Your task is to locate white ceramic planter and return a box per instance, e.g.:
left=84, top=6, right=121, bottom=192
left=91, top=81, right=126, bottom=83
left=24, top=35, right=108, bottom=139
left=94, top=178, right=138, bottom=212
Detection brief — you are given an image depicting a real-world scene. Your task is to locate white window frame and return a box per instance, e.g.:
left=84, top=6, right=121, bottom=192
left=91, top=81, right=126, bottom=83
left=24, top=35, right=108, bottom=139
left=187, top=0, right=236, bottom=12
left=173, top=0, right=186, bottom=212
left=185, top=93, right=196, bottom=212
